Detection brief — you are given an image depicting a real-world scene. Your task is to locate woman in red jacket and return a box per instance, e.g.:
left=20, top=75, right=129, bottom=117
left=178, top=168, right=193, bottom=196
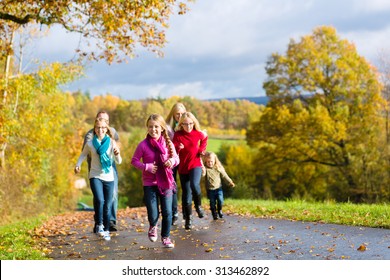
left=173, top=112, right=208, bottom=230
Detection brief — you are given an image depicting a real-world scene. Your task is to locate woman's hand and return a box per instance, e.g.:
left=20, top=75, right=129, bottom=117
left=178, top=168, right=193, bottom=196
left=74, top=166, right=80, bottom=174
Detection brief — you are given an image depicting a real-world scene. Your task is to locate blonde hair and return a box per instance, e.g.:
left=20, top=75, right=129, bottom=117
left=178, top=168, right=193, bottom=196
left=175, top=112, right=202, bottom=132
left=146, top=114, right=174, bottom=158
left=203, top=151, right=223, bottom=170
left=94, top=118, right=113, bottom=138
left=165, top=103, right=186, bottom=128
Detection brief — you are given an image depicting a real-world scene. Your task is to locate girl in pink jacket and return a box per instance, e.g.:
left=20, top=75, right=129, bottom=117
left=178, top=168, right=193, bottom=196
left=131, top=114, right=179, bottom=248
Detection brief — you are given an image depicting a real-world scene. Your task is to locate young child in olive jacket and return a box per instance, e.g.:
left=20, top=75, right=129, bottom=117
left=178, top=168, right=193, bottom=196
left=202, top=151, right=235, bottom=220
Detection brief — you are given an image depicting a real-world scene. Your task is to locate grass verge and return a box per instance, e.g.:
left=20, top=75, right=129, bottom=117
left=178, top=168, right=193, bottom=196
left=0, top=215, right=51, bottom=260
left=224, top=199, right=390, bottom=229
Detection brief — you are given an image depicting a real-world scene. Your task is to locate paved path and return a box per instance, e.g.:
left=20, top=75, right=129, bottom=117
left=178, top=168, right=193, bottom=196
left=46, top=207, right=390, bottom=260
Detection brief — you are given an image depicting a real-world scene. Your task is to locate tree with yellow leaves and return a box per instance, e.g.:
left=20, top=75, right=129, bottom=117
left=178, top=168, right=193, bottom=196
left=247, top=26, right=387, bottom=202
left=0, top=0, right=191, bottom=63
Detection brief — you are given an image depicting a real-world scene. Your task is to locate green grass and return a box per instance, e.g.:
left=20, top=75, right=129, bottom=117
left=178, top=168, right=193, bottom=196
left=207, top=138, right=240, bottom=153
left=0, top=215, right=51, bottom=260
left=224, top=198, right=390, bottom=229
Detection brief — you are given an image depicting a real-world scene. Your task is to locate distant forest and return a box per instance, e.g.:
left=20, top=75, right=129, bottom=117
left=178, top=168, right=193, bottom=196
left=207, top=96, right=269, bottom=105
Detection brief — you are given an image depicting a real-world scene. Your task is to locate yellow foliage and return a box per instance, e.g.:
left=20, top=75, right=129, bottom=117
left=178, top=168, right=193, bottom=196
left=0, top=0, right=192, bottom=63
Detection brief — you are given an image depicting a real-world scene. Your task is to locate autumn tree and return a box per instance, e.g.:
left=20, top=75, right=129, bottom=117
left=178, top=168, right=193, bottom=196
left=0, top=63, right=83, bottom=221
left=0, top=0, right=191, bottom=63
left=377, top=50, right=390, bottom=147
left=247, top=26, right=387, bottom=202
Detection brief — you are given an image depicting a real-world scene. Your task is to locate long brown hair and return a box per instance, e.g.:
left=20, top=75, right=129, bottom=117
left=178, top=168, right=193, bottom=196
left=165, top=102, right=186, bottom=128
left=146, top=114, right=174, bottom=158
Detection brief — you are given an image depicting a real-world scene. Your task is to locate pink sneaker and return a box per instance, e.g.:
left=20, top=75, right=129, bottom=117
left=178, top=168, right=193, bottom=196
left=162, top=237, right=174, bottom=248
left=148, top=226, right=158, bottom=242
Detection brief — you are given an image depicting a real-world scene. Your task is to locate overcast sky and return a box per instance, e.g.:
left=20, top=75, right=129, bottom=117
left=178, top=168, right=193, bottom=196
left=31, top=0, right=390, bottom=100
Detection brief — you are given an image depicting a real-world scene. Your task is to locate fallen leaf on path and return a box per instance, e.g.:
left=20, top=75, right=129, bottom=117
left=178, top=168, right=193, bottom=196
left=357, top=244, right=367, bottom=251
left=219, top=254, right=231, bottom=259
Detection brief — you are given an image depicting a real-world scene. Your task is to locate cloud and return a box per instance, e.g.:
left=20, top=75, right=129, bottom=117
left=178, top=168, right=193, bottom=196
left=66, top=80, right=214, bottom=100
left=29, top=0, right=390, bottom=100
left=354, top=0, right=390, bottom=12
left=33, top=25, right=81, bottom=61
left=342, top=26, right=390, bottom=64
left=165, top=0, right=298, bottom=58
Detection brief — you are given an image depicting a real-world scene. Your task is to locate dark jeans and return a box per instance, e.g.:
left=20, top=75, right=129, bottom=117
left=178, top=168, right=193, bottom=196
left=179, top=167, right=202, bottom=207
left=143, top=186, right=173, bottom=238
left=207, top=187, right=224, bottom=210
left=90, top=178, right=114, bottom=231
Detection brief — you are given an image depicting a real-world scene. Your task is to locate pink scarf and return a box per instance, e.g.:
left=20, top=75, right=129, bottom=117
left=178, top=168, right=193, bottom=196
left=147, top=135, right=176, bottom=196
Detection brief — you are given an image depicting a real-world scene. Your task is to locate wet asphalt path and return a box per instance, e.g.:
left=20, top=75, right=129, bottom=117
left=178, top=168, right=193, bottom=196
left=46, top=208, right=390, bottom=260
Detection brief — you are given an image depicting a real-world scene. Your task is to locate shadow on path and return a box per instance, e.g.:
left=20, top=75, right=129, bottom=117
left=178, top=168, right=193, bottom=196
left=44, top=207, right=390, bottom=260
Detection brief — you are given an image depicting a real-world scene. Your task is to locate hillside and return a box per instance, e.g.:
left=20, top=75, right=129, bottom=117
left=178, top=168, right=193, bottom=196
left=207, top=96, right=268, bottom=105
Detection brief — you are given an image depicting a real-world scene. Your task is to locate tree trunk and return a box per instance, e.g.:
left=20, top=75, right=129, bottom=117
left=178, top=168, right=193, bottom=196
left=0, top=143, right=6, bottom=169
left=0, top=30, right=15, bottom=169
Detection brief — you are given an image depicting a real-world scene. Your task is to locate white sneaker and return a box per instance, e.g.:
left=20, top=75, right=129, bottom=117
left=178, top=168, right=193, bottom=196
left=162, top=237, right=174, bottom=248
left=103, top=231, right=111, bottom=241
left=95, top=224, right=104, bottom=236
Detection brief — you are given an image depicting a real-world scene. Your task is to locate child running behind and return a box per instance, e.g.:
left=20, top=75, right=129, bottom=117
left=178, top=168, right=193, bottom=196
left=202, top=151, right=235, bottom=220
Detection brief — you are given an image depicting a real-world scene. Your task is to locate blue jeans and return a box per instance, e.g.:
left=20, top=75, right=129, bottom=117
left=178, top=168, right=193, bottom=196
left=179, top=167, right=202, bottom=207
left=207, top=187, right=224, bottom=210
left=90, top=178, right=114, bottom=231
left=143, top=186, right=173, bottom=238
left=92, top=164, right=118, bottom=225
